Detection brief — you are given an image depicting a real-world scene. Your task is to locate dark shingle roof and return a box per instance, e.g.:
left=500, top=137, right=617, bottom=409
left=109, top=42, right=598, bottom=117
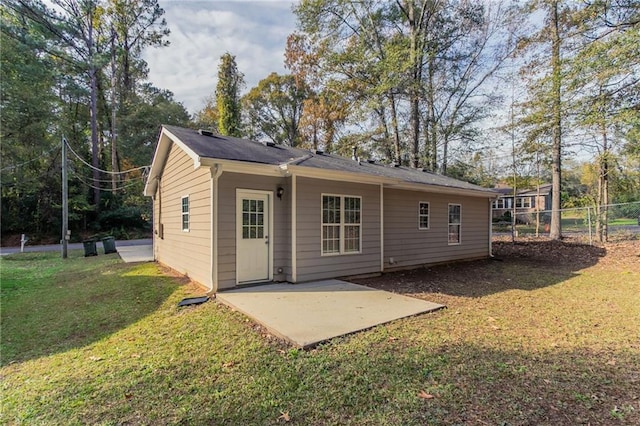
left=162, top=125, right=496, bottom=195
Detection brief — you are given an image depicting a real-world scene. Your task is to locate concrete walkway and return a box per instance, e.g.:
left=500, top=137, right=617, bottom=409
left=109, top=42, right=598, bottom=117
left=216, top=279, right=445, bottom=348
left=117, top=244, right=153, bottom=263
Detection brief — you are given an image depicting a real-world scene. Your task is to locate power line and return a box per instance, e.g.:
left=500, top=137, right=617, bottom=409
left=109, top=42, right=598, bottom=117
left=70, top=170, right=143, bottom=192
left=0, top=143, right=62, bottom=172
left=64, top=139, right=149, bottom=175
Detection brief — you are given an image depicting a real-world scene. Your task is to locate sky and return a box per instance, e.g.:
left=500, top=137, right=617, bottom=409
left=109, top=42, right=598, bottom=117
left=143, top=0, right=298, bottom=115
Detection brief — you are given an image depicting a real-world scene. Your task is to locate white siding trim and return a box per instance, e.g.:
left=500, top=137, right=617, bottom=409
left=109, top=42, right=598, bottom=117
left=291, top=174, right=297, bottom=282
left=488, top=198, right=493, bottom=257
left=211, top=165, right=222, bottom=292
left=380, top=184, right=384, bottom=272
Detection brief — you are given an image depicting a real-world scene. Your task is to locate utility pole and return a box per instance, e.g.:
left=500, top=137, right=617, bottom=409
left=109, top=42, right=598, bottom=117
left=62, top=137, right=69, bottom=259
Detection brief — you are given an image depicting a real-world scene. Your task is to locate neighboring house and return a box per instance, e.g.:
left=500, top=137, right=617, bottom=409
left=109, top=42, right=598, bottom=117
left=144, top=125, right=498, bottom=292
left=492, top=184, right=552, bottom=223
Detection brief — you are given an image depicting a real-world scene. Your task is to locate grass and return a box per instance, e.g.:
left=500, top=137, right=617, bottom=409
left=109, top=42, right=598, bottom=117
left=1, top=246, right=639, bottom=425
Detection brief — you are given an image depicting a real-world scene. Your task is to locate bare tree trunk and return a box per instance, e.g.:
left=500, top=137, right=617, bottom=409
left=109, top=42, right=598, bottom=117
left=110, top=26, right=119, bottom=192
left=549, top=0, right=562, bottom=240
left=600, top=121, right=609, bottom=242
left=408, top=2, right=420, bottom=168
left=388, top=92, right=401, bottom=164
left=88, top=3, right=100, bottom=206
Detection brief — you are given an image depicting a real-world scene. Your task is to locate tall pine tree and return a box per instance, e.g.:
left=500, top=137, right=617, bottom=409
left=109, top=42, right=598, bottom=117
left=215, top=52, right=244, bottom=137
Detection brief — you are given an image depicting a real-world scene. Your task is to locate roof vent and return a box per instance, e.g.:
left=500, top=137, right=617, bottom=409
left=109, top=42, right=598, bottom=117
left=265, top=141, right=276, bottom=147
left=198, top=129, right=215, bottom=137
left=367, top=159, right=375, bottom=164
left=315, top=150, right=324, bottom=155
left=392, top=162, right=400, bottom=168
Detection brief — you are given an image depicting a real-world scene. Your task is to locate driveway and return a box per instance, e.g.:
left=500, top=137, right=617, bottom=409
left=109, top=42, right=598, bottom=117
left=216, top=279, right=445, bottom=348
left=0, top=239, right=153, bottom=263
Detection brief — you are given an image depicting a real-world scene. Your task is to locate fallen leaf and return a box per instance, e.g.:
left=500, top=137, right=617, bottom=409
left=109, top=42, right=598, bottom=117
left=124, top=393, right=133, bottom=400
left=131, top=353, right=141, bottom=359
left=89, top=356, right=103, bottom=362
left=606, top=359, right=616, bottom=366
left=222, top=361, right=236, bottom=368
left=418, top=390, right=435, bottom=399
left=278, top=411, right=290, bottom=422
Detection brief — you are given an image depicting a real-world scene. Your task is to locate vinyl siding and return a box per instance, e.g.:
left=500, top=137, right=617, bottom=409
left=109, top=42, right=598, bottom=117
left=217, top=172, right=290, bottom=290
left=295, top=177, right=381, bottom=282
left=384, top=189, right=490, bottom=269
left=155, top=144, right=212, bottom=288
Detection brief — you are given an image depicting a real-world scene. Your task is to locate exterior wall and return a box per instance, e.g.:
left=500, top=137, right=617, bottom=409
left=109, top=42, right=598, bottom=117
left=295, top=177, right=381, bottom=282
left=384, top=189, right=490, bottom=270
left=154, top=144, right=212, bottom=288
left=217, top=172, right=289, bottom=290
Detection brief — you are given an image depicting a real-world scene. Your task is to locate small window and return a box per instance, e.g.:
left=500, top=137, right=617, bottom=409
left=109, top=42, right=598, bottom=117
left=448, top=203, right=461, bottom=245
left=181, top=195, right=189, bottom=231
left=418, top=202, right=430, bottom=229
left=322, top=194, right=361, bottom=255
left=516, top=197, right=532, bottom=208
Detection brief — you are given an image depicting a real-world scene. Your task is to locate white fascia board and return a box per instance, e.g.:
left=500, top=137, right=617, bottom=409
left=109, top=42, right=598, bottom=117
left=285, top=164, right=390, bottom=185
left=385, top=182, right=499, bottom=198
left=200, top=158, right=284, bottom=177
left=143, top=126, right=203, bottom=196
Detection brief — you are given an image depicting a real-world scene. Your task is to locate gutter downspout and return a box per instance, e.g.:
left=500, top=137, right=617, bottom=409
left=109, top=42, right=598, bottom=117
left=489, top=198, right=495, bottom=257
left=291, top=174, right=297, bottom=283
left=210, top=164, right=223, bottom=293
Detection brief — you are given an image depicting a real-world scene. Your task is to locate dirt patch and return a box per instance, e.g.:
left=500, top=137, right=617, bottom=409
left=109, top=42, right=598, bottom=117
left=354, top=238, right=639, bottom=298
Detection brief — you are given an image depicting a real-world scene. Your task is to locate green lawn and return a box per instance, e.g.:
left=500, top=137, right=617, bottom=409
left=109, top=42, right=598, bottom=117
left=1, top=247, right=639, bottom=425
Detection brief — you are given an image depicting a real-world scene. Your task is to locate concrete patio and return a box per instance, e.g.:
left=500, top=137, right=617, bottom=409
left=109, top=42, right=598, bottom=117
left=216, top=279, right=445, bottom=348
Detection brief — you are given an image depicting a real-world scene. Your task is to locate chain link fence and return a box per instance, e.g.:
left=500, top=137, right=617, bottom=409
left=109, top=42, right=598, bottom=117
left=492, top=201, right=640, bottom=244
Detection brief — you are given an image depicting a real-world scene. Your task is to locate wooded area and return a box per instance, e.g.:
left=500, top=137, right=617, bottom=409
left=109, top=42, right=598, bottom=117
left=1, top=0, right=638, bottom=244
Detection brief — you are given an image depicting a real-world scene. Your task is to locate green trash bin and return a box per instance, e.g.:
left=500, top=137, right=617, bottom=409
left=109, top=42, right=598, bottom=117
left=101, top=236, right=117, bottom=254
left=83, top=239, right=98, bottom=257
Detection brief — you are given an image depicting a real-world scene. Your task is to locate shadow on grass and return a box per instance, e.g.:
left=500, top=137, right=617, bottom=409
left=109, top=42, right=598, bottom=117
left=0, top=252, right=180, bottom=366
left=6, top=336, right=637, bottom=425
left=355, top=240, right=607, bottom=298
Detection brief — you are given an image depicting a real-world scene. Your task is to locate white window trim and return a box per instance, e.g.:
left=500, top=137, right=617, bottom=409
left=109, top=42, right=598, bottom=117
left=181, top=195, right=190, bottom=232
left=418, top=201, right=430, bottom=230
left=448, top=203, right=461, bottom=245
left=320, top=193, right=363, bottom=256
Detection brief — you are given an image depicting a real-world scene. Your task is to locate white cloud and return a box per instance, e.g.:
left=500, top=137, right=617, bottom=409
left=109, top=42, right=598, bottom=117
left=143, top=1, right=297, bottom=114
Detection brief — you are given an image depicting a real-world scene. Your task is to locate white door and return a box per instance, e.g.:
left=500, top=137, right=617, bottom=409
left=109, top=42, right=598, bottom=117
left=236, top=190, right=272, bottom=283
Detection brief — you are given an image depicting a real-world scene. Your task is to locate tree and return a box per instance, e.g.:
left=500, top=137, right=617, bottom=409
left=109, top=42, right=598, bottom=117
left=517, top=0, right=577, bottom=240
left=0, top=3, right=60, bottom=237
left=1, top=0, right=173, bottom=241
left=292, top=0, right=521, bottom=169
left=242, top=73, right=309, bottom=146
left=566, top=0, right=640, bottom=241
left=215, top=52, right=244, bottom=137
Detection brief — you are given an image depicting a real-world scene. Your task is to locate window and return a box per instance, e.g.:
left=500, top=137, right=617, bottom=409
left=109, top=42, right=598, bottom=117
left=322, top=195, right=361, bottom=255
left=515, top=197, right=532, bottom=208
left=181, top=196, right=189, bottom=231
left=418, top=202, right=430, bottom=229
left=448, top=203, right=461, bottom=244
left=492, top=198, right=513, bottom=209
left=241, top=198, right=264, bottom=239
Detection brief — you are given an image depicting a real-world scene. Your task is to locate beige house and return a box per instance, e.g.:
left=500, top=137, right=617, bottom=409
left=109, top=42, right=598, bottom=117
left=144, top=125, right=498, bottom=292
